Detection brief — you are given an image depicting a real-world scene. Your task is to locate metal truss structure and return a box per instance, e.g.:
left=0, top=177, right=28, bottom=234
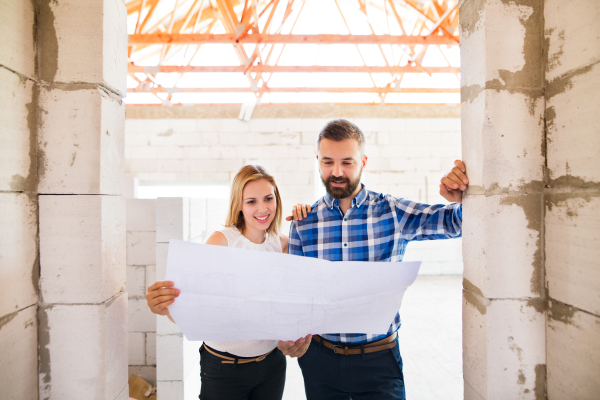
left=126, top=0, right=460, bottom=106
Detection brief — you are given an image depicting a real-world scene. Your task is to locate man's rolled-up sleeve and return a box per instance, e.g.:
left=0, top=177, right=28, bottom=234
left=288, top=220, right=305, bottom=255
left=393, top=199, right=462, bottom=241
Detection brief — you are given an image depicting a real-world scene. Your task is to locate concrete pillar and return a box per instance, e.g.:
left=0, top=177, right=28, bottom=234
left=127, top=199, right=158, bottom=384
left=35, top=0, right=128, bottom=399
left=156, top=198, right=196, bottom=399
left=0, top=1, right=40, bottom=397
left=155, top=197, right=228, bottom=399
left=544, top=1, right=600, bottom=398
left=460, top=0, right=546, bottom=398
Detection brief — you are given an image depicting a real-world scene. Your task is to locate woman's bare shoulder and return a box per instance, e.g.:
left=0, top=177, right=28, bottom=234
left=279, top=235, right=289, bottom=253
left=206, top=231, right=228, bottom=247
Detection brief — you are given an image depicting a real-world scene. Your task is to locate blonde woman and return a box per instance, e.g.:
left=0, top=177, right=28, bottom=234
left=146, top=165, right=311, bottom=400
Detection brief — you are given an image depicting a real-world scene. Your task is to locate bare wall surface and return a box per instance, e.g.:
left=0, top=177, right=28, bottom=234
left=0, top=0, right=129, bottom=398
left=460, top=0, right=546, bottom=399
left=124, top=112, right=464, bottom=275
left=0, top=0, right=39, bottom=397
left=126, top=199, right=158, bottom=385
left=544, top=0, right=600, bottom=398
left=461, top=0, right=600, bottom=399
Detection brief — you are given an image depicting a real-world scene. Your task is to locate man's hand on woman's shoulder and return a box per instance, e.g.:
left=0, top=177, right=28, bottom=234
left=439, top=160, right=469, bottom=204
left=285, top=203, right=312, bottom=222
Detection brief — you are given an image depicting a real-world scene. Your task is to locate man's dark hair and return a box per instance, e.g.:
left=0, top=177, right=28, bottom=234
left=317, top=119, right=365, bottom=155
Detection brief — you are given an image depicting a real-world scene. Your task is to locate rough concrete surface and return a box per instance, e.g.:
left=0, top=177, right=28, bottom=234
left=0, top=0, right=36, bottom=79
left=39, top=292, right=127, bottom=400
left=0, top=67, right=36, bottom=192
left=461, top=90, right=544, bottom=192
left=544, top=0, right=600, bottom=82
left=0, top=193, right=38, bottom=318
left=38, top=86, right=125, bottom=195
left=129, top=298, right=157, bottom=333
left=460, top=0, right=544, bottom=103
left=460, top=1, right=549, bottom=399
left=0, top=305, right=38, bottom=400
left=126, top=265, right=147, bottom=299
left=547, top=301, right=600, bottom=400
left=546, top=196, right=600, bottom=315
left=463, top=297, right=546, bottom=400
left=37, top=0, right=127, bottom=94
left=127, top=231, right=157, bottom=266
left=462, top=193, right=543, bottom=299
left=546, top=62, right=600, bottom=183
left=39, top=195, right=126, bottom=304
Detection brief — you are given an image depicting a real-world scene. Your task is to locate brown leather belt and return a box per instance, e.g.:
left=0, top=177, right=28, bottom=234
left=313, top=331, right=398, bottom=355
left=203, top=345, right=274, bottom=364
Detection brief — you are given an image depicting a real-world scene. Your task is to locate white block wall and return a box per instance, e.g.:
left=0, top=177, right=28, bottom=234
left=544, top=1, right=600, bottom=398
left=127, top=199, right=158, bottom=385
left=460, top=0, right=600, bottom=399
left=155, top=197, right=228, bottom=399
left=33, top=0, right=129, bottom=398
left=125, top=116, right=463, bottom=275
left=0, top=1, right=39, bottom=396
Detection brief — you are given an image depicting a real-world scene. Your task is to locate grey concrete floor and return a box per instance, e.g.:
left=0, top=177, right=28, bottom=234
left=282, top=275, right=463, bottom=400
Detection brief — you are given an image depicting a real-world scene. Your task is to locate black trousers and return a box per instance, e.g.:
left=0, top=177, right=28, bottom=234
left=199, top=344, right=286, bottom=400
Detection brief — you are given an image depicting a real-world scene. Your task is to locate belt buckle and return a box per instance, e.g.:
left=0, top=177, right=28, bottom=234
left=255, top=354, right=267, bottom=362
left=333, top=345, right=349, bottom=355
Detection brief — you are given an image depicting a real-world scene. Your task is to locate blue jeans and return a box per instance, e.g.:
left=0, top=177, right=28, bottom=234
left=297, top=337, right=405, bottom=400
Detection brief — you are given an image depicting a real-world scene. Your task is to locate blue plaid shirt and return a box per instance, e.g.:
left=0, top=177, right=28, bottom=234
left=288, top=184, right=462, bottom=344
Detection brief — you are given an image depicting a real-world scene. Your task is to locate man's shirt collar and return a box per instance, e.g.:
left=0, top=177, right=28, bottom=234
left=323, top=183, right=367, bottom=210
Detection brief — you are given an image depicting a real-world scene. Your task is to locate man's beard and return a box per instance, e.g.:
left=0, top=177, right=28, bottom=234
left=321, top=169, right=363, bottom=200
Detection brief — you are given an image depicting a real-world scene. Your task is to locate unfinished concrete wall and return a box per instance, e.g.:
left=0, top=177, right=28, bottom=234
left=544, top=1, right=600, bottom=398
left=127, top=199, right=158, bottom=384
left=125, top=111, right=463, bottom=275
left=155, top=197, right=228, bottom=399
left=460, top=0, right=546, bottom=398
left=2, top=1, right=128, bottom=398
left=34, top=0, right=129, bottom=399
left=461, top=0, right=600, bottom=399
left=0, top=1, right=41, bottom=398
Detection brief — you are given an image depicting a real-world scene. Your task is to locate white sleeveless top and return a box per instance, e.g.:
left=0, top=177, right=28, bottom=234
left=204, top=226, right=282, bottom=357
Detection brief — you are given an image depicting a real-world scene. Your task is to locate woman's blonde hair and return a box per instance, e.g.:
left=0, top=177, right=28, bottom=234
left=225, top=165, right=283, bottom=236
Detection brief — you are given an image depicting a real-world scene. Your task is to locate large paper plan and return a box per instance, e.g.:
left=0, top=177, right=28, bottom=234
left=166, top=240, right=421, bottom=341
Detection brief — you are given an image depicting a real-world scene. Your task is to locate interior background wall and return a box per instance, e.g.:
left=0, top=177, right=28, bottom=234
left=124, top=106, right=463, bottom=275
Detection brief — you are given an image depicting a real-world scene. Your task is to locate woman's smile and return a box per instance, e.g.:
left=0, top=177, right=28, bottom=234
left=255, top=214, right=270, bottom=224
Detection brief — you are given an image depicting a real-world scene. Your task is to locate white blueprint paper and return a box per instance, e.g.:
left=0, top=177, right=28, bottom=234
left=166, top=240, right=421, bottom=341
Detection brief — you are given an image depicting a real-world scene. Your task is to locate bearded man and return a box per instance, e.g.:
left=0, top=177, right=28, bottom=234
left=283, top=118, right=468, bottom=400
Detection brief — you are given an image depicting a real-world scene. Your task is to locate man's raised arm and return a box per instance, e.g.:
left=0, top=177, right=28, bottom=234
left=392, top=160, right=468, bottom=241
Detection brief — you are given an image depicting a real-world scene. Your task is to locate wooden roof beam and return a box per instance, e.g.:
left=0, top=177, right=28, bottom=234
left=128, top=33, right=459, bottom=45
left=127, top=65, right=461, bottom=73
left=129, top=87, right=459, bottom=93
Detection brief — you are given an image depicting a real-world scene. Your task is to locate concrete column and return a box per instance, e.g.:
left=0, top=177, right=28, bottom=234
left=156, top=197, right=196, bottom=399
left=0, top=1, right=40, bottom=398
left=127, top=199, right=158, bottom=384
left=155, top=197, right=228, bottom=399
left=36, top=0, right=128, bottom=399
left=544, top=1, right=600, bottom=398
left=460, top=0, right=546, bottom=399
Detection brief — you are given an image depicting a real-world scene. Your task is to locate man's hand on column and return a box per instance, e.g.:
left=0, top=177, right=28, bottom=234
left=439, top=160, right=469, bottom=203
left=278, top=334, right=312, bottom=358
